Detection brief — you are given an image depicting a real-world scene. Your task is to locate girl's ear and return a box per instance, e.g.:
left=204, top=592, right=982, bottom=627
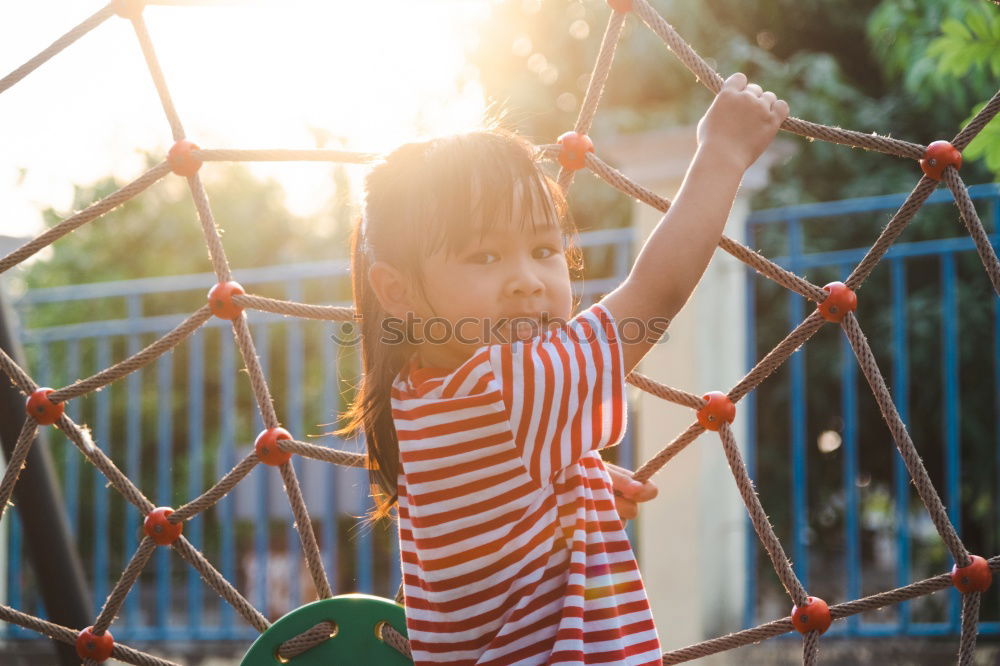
left=368, top=261, right=416, bottom=318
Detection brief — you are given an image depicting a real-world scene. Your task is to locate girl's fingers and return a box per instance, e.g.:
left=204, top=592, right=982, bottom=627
left=774, top=98, right=790, bottom=120
left=761, top=91, right=777, bottom=107
left=723, top=72, right=747, bottom=92
left=746, top=83, right=763, bottom=97
left=615, top=496, right=638, bottom=521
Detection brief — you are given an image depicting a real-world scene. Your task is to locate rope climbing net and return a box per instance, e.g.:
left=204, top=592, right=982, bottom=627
left=0, top=0, right=998, bottom=663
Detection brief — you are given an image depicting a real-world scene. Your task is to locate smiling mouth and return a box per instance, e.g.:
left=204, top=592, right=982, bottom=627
left=505, top=314, right=551, bottom=341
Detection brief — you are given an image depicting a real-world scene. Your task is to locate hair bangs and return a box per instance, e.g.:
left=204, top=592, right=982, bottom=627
left=419, top=143, right=568, bottom=260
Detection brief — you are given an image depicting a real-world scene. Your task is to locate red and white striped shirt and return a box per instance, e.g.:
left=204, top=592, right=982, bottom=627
left=391, top=303, right=660, bottom=665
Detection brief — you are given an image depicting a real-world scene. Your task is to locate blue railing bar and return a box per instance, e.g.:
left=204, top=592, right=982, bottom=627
left=65, top=340, right=81, bottom=537
left=747, top=183, right=1000, bottom=225
left=840, top=263, right=861, bottom=632
left=17, top=230, right=630, bottom=305
left=994, top=196, right=1000, bottom=594
left=767, top=234, right=998, bottom=272
left=743, top=257, right=759, bottom=630
left=219, top=333, right=237, bottom=633
left=125, top=295, right=142, bottom=630
left=353, top=345, right=374, bottom=595
left=155, top=352, right=172, bottom=629
left=34, top=341, right=51, bottom=625
left=940, top=254, right=961, bottom=633
left=321, top=329, right=339, bottom=595
left=8, top=504, right=22, bottom=631
left=35, top=336, right=50, bottom=626
left=253, top=324, right=270, bottom=617
left=19, top=308, right=343, bottom=343
left=286, top=281, right=304, bottom=610
left=788, top=218, right=809, bottom=585
left=93, top=339, right=111, bottom=617
left=890, top=258, right=911, bottom=632
left=16, top=261, right=349, bottom=305
left=187, top=332, right=204, bottom=635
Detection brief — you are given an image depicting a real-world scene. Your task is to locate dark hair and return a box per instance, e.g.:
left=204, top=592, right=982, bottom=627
left=335, top=125, right=583, bottom=520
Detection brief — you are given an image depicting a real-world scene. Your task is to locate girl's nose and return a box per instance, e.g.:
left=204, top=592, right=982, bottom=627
left=505, top=265, right=545, bottom=298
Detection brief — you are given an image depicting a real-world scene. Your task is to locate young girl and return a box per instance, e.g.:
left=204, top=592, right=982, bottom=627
left=340, top=72, right=788, bottom=664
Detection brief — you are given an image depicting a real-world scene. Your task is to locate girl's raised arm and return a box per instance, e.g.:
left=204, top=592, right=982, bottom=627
left=599, top=73, right=789, bottom=376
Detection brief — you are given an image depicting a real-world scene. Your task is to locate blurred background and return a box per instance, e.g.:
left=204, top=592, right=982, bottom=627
left=0, top=0, right=998, bottom=663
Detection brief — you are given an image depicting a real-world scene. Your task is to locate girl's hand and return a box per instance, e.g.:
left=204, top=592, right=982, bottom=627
left=606, top=462, right=658, bottom=522
left=696, top=72, right=789, bottom=171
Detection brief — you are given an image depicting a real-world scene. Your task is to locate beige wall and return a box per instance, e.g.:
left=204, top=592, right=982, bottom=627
left=602, top=127, right=790, bottom=658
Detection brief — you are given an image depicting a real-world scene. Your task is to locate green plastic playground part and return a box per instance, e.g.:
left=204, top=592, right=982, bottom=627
left=241, top=594, right=410, bottom=665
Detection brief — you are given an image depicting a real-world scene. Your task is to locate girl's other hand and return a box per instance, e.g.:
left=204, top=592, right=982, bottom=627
left=696, top=72, right=789, bottom=171
left=606, top=462, right=658, bottom=522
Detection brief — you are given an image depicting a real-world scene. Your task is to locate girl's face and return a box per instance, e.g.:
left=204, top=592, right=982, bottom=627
left=410, top=182, right=574, bottom=370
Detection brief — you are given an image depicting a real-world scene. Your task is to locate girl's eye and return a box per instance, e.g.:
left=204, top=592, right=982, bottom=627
left=534, top=246, right=559, bottom=259
left=468, top=251, right=498, bottom=264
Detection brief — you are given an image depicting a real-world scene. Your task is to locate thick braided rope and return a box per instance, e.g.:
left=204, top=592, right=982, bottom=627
left=230, top=314, right=279, bottom=428
left=280, top=439, right=367, bottom=468
left=193, top=148, right=380, bottom=163
left=56, top=412, right=156, bottom=514
left=171, top=536, right=271, bottom=632
left=661, top=556, right=1000, bottom=663
left=557, top=10, right=627, bottom=193
left=845, top=176, right=938, bottom=289
left=958, top=592, right=981, bottom=666
left=273, top=620, right=411, bottom=661
left=276, top=621, right=338, bottom=659
left=49, top=307, right=212, bottom=402
left=942, top=167, right=1000, bottom=293
left=840, top=312, right=970, bottom=565
left=719, top=422, right=809, bottom=607
left=130, top=13, right=186, bottom=142
left=0, top=604, right=182, bottom=666
left=92, top=538, right=157, bottom=634
left=626, top=372, right=705, bottom=410
left=234, top=294, right=356, bottom=321
left=585, top=151, right=828, bottom=302
left=279, top=460, right=334, bottom=599
left=170, top=452, right=260, bottom=523
left=0, top=3, right=113, bottom=95
left=0, top=419, right=40, bottom=523
left=0, top=162, right=172, bottom=276
left=632, top=0, right=927, bottom=160
left=951, top=87, right=1000, bottom=152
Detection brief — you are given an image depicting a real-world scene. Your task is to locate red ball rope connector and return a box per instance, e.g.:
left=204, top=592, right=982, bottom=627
left=255, top=427, right=293, bottom=466
left=168, top=139, right=203, bottom=177
left=696, top=391, right=735, bottom=431
left=919, top=140, right=962, bottom=181
left=791, top=596, right=832, bottom=635
left=112, top=0, right=144, bottom=20
left=817, top=281, right=857, bottom=323
left=951, top=555, right=992, bottom=594
left=143, top=507, right=183, bottom=546
left=207, top=281, right=246, bottom=320
left=607, top=0, right=633, bottom=12
left=557, top=131, right=594, bottom=171
left=25, top=388, right=64, bottom=426
left=76, top=626, right=114, bottom=662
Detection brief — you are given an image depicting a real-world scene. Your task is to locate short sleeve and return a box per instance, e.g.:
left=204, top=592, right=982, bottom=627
left=487, top=302, right=627, bottom=484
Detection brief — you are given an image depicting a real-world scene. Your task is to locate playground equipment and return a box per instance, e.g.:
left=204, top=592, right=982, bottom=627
left=0, top=0, right=998, bottom=663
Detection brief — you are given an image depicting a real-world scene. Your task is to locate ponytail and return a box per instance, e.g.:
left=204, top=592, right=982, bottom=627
left=334, top=216, right=410, bottom=520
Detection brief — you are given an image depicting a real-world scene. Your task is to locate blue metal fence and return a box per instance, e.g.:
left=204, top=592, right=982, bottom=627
left=744, top=182, right=1000, bottom=638
left=1, top=227, right=635, bottom=643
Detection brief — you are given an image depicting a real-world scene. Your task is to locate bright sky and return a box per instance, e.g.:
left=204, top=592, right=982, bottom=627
left=0, top=0, right=491, bottom=238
